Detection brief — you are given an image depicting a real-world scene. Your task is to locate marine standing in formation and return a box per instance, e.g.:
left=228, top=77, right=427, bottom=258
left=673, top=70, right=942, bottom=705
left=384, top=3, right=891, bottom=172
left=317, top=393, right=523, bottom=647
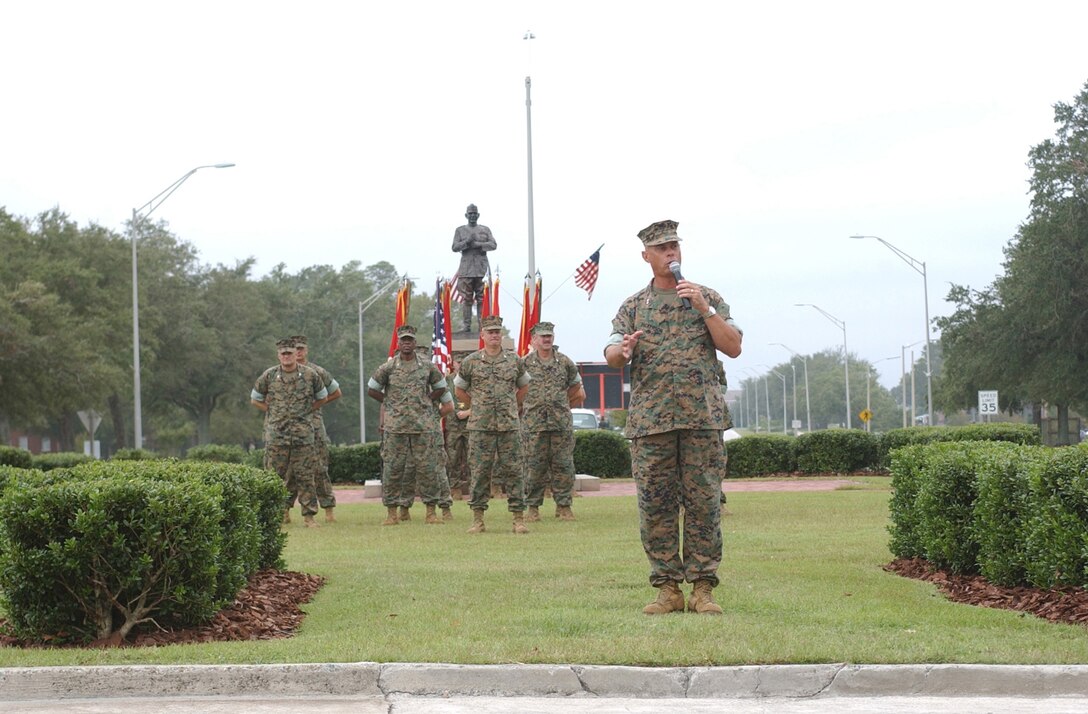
left=604, top=219, right=743, bottom=615
left=290, top=335, right=341, bottom=524
left=251, top=338, right=329, bottom=528
left=454, top=315, right=532, bottom=534
left=519, top=321, right=585, bottom=522
left=451, top=203, right=497, bottom=332
left=367, top=325, right=454, bottom=525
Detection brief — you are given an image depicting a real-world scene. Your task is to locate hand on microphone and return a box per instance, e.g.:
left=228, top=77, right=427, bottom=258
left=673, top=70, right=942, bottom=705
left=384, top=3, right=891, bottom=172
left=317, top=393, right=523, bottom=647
left=668, top=261, right=691, bottom=309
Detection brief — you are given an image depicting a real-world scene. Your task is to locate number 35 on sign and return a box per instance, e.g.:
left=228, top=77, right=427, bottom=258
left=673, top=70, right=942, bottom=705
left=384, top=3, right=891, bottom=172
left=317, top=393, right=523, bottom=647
left=978, top=390, right=998, bottom=415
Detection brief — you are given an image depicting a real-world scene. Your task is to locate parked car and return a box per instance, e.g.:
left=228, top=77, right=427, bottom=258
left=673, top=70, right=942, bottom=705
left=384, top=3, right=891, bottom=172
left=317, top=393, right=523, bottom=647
left=571, top=408, right=600, bottom=430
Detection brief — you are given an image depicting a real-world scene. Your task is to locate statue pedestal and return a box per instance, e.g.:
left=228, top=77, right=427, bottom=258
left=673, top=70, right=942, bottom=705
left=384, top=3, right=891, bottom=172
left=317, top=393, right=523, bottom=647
left=451, top=331, right=513, bottom=354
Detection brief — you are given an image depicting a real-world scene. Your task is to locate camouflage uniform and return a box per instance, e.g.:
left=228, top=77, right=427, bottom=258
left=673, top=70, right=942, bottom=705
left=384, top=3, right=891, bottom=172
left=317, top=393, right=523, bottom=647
left=454, top=347, right=531, bottom=512
left=369, top=352, right=452, bottom=509
left=252, top=364, right=328, bottom=517
left=445, top=396, right=471, bottom=495
left=608, top=279, right=740, bottom=588
left=286, top=360, right=339, bottom=511
left=520, top=347, right=582, bottom=508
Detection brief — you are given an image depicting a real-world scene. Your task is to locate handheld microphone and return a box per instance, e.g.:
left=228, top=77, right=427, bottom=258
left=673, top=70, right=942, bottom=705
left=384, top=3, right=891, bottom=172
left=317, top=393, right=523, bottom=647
left=668, top=261, right=691, bottom=309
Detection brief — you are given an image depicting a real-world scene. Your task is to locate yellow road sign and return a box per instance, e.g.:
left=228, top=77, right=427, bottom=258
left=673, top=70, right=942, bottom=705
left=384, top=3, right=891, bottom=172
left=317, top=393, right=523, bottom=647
left=859, top=408, right=873, bottom=423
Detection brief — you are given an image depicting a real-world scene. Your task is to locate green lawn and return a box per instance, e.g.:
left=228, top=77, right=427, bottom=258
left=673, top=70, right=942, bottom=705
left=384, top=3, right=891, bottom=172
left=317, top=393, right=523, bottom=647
left=3, top=485, right=1088, bottom=667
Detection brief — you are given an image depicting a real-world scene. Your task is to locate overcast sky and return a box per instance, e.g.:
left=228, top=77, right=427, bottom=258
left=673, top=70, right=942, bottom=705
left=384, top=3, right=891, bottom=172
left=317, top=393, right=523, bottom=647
left=4, top=1, right=1088, bottom=393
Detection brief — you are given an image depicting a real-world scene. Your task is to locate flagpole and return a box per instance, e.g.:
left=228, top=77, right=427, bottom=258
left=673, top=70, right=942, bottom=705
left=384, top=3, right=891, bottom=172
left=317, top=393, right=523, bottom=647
left=524, top=30, right=537, bottom=277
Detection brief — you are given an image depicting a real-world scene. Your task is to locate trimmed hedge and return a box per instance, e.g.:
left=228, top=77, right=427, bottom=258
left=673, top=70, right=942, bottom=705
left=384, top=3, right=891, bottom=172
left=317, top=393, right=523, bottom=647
left=0, top=460, right=287, bottom=644
left=111, top=448, right=160, bottom=461
left=725, top=434, right=794, bottom=477
left=30, top=452, right=95, bottom=471
left=0, top=446, right=32, bottom=469
left=794, top=429, right=878, bottom=474
left=185, top=444, right=247, bottom=463
left=889, top=441, right=1088, bottom=589
left=878, top=423, right=1040, bottom=469
left=0, top=465, right=43, bottom=494
left=328, top=443, right=382, bottom=484
left=573, top=430, right=631, bottom=478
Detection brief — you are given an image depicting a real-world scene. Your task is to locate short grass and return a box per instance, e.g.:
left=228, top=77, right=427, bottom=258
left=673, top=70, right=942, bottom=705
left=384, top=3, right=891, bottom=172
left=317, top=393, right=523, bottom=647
left=3, top=486, right=1088, bottom=667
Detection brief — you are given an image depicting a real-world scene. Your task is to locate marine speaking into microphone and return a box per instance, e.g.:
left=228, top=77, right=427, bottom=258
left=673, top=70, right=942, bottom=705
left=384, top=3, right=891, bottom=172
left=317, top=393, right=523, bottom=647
left=668, top=261, right=691, bottom=309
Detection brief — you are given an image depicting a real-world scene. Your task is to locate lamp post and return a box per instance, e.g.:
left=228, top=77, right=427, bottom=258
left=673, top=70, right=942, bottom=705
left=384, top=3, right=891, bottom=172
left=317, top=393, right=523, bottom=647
left=851, top=235, right=934, bottom=427
left=771, top=342, right=810, bottom=432
left=130, top=163, right=234, bottom=449
left=900, top=340, right=923, bottom=427
left=760, top=365, right=787, bottom=434
left=866, top=356, right=898, bottom=433
left=742, top=369, right=760, bottom=432
left=796, top=304, right=851, bottom=428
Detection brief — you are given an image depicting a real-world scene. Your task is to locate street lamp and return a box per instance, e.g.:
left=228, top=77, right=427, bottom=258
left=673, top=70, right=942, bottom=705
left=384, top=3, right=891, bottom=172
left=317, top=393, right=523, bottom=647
left=866, top=356, right=898, bottom=433
left=771, top=342, right=811, bottom=432
left=901, top=340, right=923, bottom=427
left=742, top=368, right=760, bottom=432
left=760, top=365, right=787, bottom=435
left=851, top=235, right=934, bottom=427
left=796, top=303, right=852, bottom=428
left=130, top=163, right=234, bottom=449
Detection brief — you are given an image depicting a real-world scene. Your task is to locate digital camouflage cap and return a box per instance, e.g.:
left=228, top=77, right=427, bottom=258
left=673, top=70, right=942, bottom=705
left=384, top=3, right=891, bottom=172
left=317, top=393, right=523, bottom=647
left=637, top=219, right=681, bottom=247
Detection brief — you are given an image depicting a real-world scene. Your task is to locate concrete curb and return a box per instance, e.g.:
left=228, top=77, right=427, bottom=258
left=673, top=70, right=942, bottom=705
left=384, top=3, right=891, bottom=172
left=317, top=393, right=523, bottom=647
left=3, top=663, right=1088, bottom=701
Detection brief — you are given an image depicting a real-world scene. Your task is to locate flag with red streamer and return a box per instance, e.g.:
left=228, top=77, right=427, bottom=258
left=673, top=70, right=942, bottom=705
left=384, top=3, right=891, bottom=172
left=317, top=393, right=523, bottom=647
left=387, top=277, right=412, bottom=357
left=517, top=272, right=543, bottom=356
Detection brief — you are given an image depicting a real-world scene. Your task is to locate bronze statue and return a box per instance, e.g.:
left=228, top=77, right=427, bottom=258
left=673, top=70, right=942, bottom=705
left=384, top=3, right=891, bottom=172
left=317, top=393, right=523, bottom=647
left=451, top=203, right=497, bottom=332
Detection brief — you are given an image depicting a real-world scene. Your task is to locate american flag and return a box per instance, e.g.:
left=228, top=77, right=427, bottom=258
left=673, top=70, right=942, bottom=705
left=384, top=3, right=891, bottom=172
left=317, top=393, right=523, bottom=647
left=574, top=245, right=603, bottom=300
left=431, top=278, right=452, bottom=374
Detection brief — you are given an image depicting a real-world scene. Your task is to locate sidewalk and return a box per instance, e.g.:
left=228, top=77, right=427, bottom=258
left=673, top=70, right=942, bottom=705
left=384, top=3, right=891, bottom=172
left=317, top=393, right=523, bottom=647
left=3, top=663, right=1088, bottom=713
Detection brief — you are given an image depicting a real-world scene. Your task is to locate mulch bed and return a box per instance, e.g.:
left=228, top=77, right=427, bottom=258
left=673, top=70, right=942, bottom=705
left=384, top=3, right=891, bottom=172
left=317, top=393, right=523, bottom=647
left=0, top=569, right=325, bottom=648
left=885, top=557, right=1088, bottom=627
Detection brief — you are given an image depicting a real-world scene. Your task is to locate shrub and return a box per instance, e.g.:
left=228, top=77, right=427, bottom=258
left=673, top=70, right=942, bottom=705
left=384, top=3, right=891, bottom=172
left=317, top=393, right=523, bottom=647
left=887, top=444, right=928, bottom=558
left=0, top=474, right=223, bottom=643
left=186, top=444, right=247, bottom=463
left=914, top=442, right=987, bottom=573
left=0, top=446, right=32, bottom=469
left=111, top=448, right=159, bottom=461
left=794, top=429, right=878, bottom=474
left=0, top=465, right=43, bottom=495
left=30, top=452, right=95, bottom=471
left=574, top=430, right=631, bottom=477
left=725, top=434, right=794, bottom=477
left=973, top=443, right=1040, bottom=586
left=1022, top=447, right=1088, bottom=588
left=878, top=424, right=1041, bottom=469
left=328, top=443, right=382, bottom=483
left=243, top=448, right=265, bottom=469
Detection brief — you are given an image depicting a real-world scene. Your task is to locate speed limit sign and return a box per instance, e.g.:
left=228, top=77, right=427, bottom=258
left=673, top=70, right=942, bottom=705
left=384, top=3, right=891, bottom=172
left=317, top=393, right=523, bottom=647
left=978, top=390, right=998, bottom=415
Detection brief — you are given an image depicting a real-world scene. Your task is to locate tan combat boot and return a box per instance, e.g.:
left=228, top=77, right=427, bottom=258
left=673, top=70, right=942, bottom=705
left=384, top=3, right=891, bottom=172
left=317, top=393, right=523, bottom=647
left=303, top=514, right=320, bottom=529
left=526, top=506, right=541, bottom=522
left=425, top=504, right=442, bottom=524
left=324, top=507, right=336, bottom=523
left=556, top=505, right=576, bottom=521
left=441, top=506, right=453, bottom=521
left=283, top=509, right=292, bottom=525
left=467, top=509, right=486, bottom=534
left=382, top=506, right=399, bottom=526
left=688, top=580, right=723, bottom=615
left=399, top=506, right=411, bottom=522
left=512, top=512, right=529, bottom=534
left=643, top=582, right=684, bottom=615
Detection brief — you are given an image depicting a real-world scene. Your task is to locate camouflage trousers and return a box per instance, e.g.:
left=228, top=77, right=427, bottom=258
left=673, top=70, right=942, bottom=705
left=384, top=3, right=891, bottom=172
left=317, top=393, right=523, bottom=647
left=445, top=430, right=470, bottom=494
left=467, top=430, right=525, bottom=512
left=522, top=429, right=575, bottom=507
left=287, top=436, right=336, bottom=509
left=630, top=429, right=724, bottom=587
left=381, top=432, right=449, bottom=508
left=265, top=441, right=319, bottom=517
